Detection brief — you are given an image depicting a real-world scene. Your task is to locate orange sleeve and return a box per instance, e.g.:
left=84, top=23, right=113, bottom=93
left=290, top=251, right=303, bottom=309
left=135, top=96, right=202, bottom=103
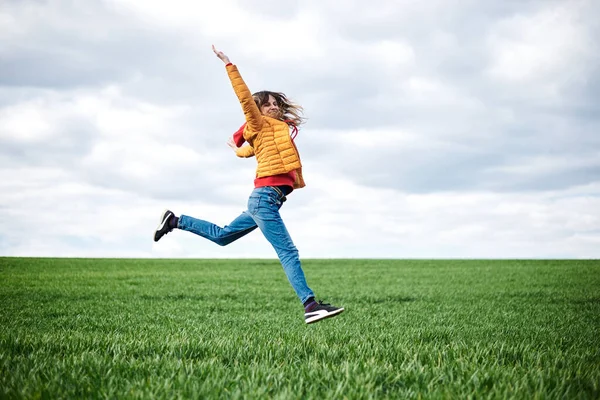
left=235, top=145, right=255, bottom=158
left=226, top=64, right=263, bottom=134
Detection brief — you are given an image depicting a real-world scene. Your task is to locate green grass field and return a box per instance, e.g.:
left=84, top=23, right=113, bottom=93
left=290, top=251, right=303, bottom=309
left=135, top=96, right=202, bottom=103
left=1, top=258, right=599, bottom=399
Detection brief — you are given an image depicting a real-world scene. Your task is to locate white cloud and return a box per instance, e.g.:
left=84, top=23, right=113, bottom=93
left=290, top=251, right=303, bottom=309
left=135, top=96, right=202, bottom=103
left=284, top=177, right=600, bottom=259
left=105, top=0, right=246, bottom=33
left=0, top=101, right=54, bottom=142
left=106, top=0, right=327, bottom=63
left=488, top=153, right=600, bottom=176
left=369, top=40, right=416, bottom=70
left=486, top=2, right=594, bottom=90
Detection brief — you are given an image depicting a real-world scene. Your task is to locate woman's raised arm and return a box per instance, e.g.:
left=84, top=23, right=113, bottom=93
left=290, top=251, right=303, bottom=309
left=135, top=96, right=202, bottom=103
left=212, top=45, right=263, bottom=133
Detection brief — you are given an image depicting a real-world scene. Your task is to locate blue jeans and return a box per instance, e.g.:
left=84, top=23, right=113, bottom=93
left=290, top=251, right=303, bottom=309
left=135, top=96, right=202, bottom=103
left=177, top=186, right=315, bottom=304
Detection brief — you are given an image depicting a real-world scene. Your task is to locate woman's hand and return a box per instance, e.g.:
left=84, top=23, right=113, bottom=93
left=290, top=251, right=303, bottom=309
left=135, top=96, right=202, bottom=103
left=212, top=45, right=231, bottom=64
left=227, top=137, right=239, bottom=151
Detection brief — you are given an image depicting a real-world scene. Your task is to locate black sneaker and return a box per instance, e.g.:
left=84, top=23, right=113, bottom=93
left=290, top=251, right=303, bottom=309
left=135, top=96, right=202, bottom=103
left=154, top=209, right=175, bottom=242
left=304, top=301, right=345, bottom=324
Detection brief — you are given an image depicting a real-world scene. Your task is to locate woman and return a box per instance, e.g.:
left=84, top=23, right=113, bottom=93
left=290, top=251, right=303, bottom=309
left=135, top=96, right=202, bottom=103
left=153, top=45, right=344, bottom=324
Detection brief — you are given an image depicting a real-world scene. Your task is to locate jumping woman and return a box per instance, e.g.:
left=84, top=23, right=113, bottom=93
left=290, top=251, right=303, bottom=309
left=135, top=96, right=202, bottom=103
left=153, top=45, right=344, bottom=324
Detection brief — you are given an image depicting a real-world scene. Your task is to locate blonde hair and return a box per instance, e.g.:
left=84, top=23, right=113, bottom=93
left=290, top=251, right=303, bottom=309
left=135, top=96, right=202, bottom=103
left=252, top=91, right=306, bottom=126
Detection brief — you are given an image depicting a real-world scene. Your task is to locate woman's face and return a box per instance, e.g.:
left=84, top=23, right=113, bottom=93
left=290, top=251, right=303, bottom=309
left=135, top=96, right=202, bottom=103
left=260, top=95, right=281, bottom=118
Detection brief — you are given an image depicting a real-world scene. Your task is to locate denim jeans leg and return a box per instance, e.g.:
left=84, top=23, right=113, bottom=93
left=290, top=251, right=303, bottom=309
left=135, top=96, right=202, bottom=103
left=178, top=211, right=258, bottom=246
left=247, top=187, right=315, bottom=304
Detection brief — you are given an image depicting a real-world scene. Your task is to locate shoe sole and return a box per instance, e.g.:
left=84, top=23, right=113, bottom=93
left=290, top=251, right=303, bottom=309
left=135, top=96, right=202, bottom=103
left=153, top=209, right=173, bottom=242
left=305, top=308, right=345, bottom=324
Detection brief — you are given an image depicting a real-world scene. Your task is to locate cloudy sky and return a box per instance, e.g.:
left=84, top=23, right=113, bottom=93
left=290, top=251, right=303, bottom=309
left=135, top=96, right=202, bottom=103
left=1, top=0, right=599, bottom=259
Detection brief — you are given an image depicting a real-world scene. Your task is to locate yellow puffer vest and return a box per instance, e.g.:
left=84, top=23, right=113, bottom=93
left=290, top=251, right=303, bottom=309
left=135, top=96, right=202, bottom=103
left=226, top=64, right=305, bottom=189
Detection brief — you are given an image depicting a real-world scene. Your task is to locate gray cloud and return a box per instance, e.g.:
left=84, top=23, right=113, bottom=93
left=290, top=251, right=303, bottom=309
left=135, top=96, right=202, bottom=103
left=0, top=1, right=230, bottom=107
left=2, top=0, right=598, bottom=196
left=1, top=0, right=599, bottom=257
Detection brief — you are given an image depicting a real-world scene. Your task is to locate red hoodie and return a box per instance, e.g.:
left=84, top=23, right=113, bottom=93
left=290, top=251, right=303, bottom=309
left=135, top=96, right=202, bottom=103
left=233, top=122, right=297, bottom=190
